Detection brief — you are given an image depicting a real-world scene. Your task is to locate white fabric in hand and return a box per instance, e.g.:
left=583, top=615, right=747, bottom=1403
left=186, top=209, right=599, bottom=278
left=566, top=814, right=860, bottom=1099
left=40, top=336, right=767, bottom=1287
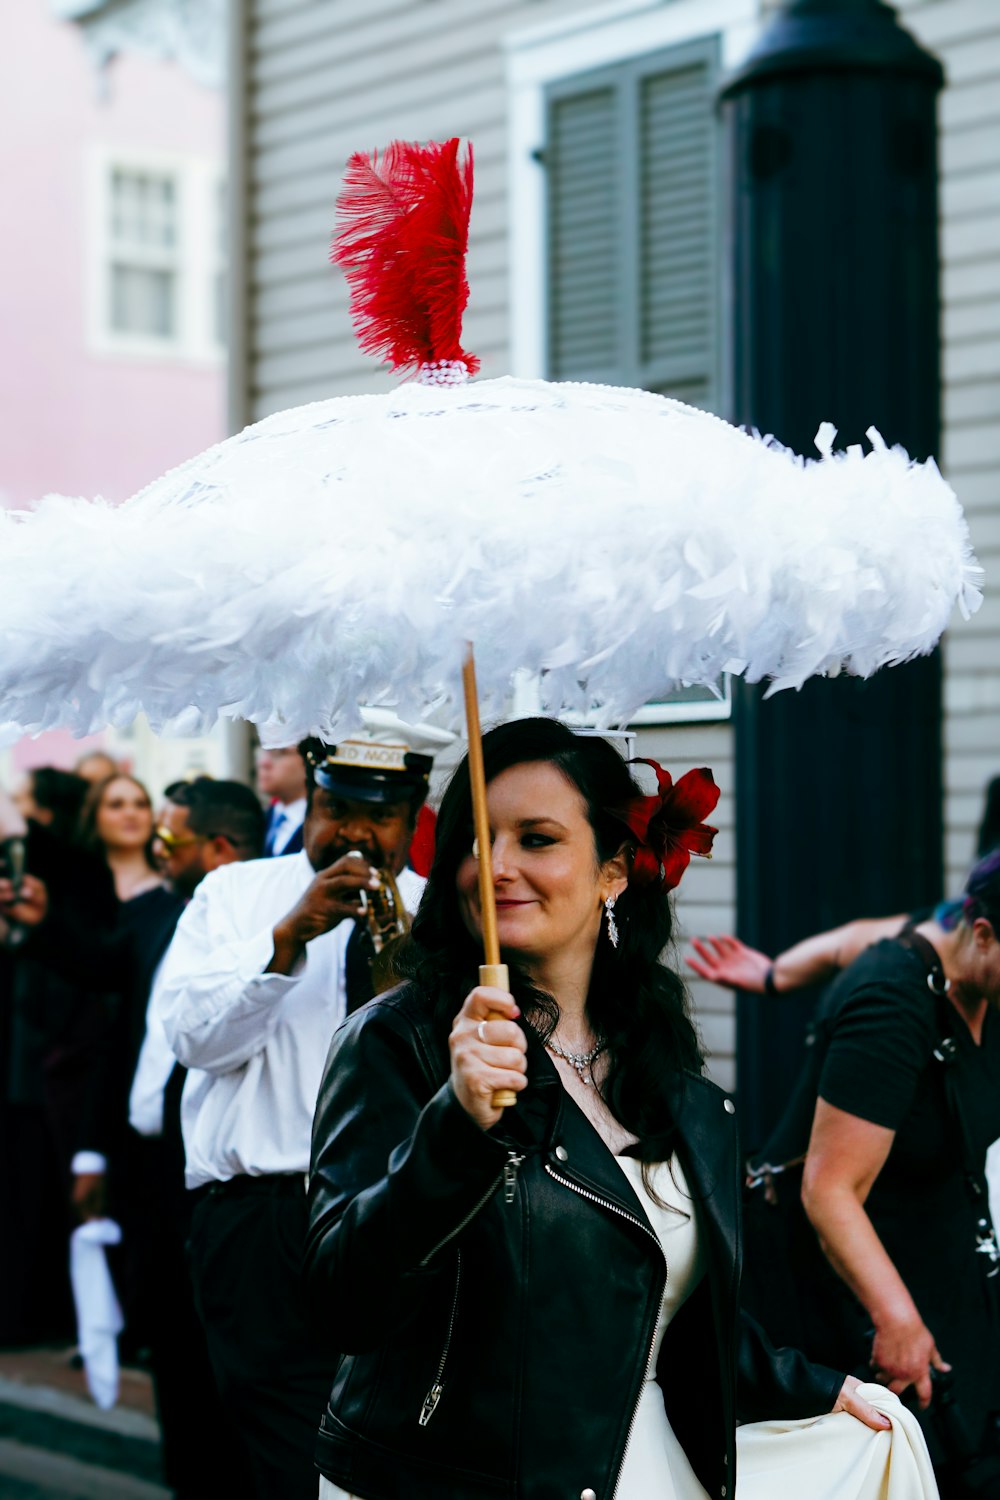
left=737, top=1382, right=939, bottom=1500
left=69, top=1218, right=124, bottom=1411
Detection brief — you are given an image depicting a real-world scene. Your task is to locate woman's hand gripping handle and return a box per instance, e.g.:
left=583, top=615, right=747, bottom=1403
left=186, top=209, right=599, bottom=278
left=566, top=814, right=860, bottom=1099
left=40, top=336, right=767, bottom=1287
left=450, top=983, right=527, bottom=1130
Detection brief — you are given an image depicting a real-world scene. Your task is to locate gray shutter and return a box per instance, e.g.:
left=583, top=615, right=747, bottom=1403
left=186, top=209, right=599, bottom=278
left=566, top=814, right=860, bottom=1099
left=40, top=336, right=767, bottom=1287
left=638, top=58, right=718, bottom=407
left=546, top=84, right=621, bottom=383
left=545, top=39, right=721, bottom=413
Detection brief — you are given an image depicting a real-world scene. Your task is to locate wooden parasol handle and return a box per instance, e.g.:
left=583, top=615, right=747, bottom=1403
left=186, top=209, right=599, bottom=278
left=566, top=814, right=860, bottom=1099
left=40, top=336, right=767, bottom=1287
left=462, top=645, right=517, bottom=1109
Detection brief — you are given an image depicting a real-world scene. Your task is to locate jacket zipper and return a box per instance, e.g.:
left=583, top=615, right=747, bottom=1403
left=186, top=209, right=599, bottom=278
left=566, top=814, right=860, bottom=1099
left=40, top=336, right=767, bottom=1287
left=418, top=1151, right=525, bottom=1268
left=504, top=1152, right=525, bottom=1203
left=416, top=1151, right=525, bottom=1425
left=544, top=1163, right=666, bottom=1500
left=418, top=1248, right=462, bottom=1426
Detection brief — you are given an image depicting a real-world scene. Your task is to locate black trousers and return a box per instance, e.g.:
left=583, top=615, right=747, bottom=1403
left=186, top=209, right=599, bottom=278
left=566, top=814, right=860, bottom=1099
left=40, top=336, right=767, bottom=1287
left=127, top=1132, right=252, bottom=1499
left=188, top=1176, right=335, bottom=1500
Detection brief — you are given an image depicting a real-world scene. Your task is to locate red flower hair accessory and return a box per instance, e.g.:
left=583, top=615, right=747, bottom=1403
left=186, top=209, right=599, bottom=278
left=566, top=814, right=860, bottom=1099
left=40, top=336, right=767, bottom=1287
left=618, top=760, right=720, bottom=890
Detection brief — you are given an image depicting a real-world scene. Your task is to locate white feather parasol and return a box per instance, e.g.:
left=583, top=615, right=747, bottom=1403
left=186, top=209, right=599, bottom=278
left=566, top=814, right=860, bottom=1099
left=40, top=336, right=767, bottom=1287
left=0, top=136, right=982, bottom=746
left=0, top=377, right=981, bottom=745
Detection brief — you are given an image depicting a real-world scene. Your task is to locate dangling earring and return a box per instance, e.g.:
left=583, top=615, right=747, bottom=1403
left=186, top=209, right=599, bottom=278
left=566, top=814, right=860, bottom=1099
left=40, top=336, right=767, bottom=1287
left=604, top=895, right=620, bottom=949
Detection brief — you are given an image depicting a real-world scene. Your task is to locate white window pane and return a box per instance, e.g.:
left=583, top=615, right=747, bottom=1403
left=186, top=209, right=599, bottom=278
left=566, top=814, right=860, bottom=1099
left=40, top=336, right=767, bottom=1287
left=110, top=264, right=176, bottom=338
left=214, top=269, right=227, bottom=347
left=110, top=169, right=178, bottom=250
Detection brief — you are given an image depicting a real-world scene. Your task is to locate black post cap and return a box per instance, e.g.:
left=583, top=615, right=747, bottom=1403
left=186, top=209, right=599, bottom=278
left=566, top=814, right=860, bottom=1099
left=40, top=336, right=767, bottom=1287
left=719, top=0, right=944, bottom=101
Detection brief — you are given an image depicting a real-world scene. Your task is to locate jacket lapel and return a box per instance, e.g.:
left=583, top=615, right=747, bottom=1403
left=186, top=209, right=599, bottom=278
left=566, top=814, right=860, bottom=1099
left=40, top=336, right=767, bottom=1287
left=668, top=1072, right=741, bottom=1348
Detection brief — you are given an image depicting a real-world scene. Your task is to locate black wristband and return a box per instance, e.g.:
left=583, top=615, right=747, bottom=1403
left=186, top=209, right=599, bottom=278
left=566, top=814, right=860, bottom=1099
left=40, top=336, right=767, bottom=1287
left=763, top=964, right=779, bottom=997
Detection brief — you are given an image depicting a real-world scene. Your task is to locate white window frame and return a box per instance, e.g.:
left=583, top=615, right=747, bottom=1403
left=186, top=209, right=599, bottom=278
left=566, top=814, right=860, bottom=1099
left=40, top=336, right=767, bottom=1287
left=87, top=143, right=225, bottom=364
left=504, top=0, right=761, bottom=727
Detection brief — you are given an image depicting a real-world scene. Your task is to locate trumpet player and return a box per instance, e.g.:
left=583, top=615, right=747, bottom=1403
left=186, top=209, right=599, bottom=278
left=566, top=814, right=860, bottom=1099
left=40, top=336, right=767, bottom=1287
left=157, top=722, right=446, bottom=1500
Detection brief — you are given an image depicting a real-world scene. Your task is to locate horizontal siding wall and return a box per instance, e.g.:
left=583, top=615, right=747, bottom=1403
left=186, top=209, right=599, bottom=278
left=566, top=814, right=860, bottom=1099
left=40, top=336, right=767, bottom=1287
left=634, top=720, right=736, bottom=1092
left=245, top=0, right=586, bottom=417
left=897, top=0, right=1000, bottom=895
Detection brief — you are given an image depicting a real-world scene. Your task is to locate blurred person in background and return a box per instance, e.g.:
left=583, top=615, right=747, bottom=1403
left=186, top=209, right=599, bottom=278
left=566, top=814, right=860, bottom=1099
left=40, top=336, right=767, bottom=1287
left=257, top=744, right=307, bottom=856
left=74, top=749, right=120, bottom=787
left=132, top=776, right=267, bottom=1143
left=151, top=777, right=266, bottom=900
left=78, top=772, right=164, bottom=904
left=70, top=773, right=182, bottom=1224
left=0, top=771, right=93, bottom=1344
left=1, top=775, right=178, bottom=1340
left=1, top=774, right=262, bottom=1493
left=11, top=766, right=90, bottom=842
left=978, top=777, right=1000, bottom=862
left=0, top=770, right=119, bottom=1212
left=126, top=776, right=264, bottom=1500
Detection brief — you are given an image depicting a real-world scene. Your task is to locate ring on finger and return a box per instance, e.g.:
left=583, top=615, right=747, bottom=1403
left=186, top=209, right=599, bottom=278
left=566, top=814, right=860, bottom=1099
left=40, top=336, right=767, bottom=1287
left=476, top=1020, right=488, bottom=1044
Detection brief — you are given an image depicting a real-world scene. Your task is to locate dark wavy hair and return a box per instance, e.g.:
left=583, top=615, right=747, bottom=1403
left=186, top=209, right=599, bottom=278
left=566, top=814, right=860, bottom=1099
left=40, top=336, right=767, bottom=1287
left=28, top=767, right=89, bottom=845
left=393, top=717, right=704, bottom=1162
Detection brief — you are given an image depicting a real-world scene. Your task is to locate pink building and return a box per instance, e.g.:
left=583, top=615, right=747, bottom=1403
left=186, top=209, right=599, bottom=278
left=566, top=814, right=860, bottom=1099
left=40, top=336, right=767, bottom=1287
left=0, top=3, right=228, bottom=784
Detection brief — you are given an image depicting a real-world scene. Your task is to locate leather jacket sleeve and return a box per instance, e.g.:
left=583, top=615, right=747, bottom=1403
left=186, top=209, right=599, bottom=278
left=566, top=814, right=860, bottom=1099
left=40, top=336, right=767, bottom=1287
left=736, top=1306, right=844, bottom=1421
left=305, top=998, right=510, bottom=1352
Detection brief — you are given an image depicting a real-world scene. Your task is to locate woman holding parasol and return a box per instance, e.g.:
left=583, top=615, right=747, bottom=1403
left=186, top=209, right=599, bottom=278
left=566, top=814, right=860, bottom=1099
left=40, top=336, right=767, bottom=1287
left=305, top=715, right=938, bottom=1500
left=0, top=137, right=970, bottom=1495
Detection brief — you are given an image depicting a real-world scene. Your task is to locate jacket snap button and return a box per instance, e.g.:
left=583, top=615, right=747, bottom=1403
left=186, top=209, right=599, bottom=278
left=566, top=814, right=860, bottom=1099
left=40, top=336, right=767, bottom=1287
left=581, top=1490, right=597, bottom=1500
left=555, top=1145, right=569, bottom=1162
left=724, top=1099, right=735, bottom=1115
left=721, top=1486, right=727, bottom=1496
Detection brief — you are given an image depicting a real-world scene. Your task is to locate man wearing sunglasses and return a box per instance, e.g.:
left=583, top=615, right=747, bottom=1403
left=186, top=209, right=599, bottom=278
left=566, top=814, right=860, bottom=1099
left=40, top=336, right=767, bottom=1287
left=129, top=777, right=265, bottom=1499
left=153, top=778, right=266, bottom=900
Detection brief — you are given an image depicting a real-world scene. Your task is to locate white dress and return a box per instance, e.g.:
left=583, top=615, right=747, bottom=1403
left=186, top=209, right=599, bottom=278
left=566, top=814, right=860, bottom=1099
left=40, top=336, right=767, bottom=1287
left=612, top=1155, right=712, bottom=1499
left=319, top=1153, right=939, bottom=1500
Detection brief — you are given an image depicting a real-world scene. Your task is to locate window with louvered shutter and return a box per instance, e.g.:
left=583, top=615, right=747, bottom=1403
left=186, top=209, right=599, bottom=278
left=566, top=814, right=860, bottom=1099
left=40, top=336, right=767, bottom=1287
left=542, top=36, right=729, bottom=723
left=545, top=37, right=722, bottom=414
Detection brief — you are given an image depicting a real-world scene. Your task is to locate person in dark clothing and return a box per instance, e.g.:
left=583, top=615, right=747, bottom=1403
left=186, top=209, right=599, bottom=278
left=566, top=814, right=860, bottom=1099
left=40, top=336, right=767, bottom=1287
left=127, top=777, right=264, bottom=1500
left=743, top=852, right=1000, bottom=1498
left=0, top=772, right=93, bottom=1343
left=1, top=776, right=263, bottom=1498
left=979, top=777, right=1000, bottom=861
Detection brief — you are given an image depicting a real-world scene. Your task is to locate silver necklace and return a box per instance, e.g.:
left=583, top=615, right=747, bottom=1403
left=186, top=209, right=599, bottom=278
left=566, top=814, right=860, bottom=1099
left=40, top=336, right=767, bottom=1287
left=545, top=1036, right=605, bottom=1086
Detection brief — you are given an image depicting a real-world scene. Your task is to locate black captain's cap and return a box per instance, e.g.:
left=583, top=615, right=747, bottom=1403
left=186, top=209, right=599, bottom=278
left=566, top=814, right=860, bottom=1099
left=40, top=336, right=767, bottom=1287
left=301, top=715, right=454, bottom=805
left=306, top=738, right=432, bottom=804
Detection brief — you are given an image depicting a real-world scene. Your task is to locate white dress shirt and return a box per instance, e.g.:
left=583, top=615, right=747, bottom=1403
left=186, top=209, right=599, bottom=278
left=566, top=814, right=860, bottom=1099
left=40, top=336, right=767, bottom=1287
left=128, top=953, right=174, bottom=1137
left=158, top=851, right=424, bottom=1189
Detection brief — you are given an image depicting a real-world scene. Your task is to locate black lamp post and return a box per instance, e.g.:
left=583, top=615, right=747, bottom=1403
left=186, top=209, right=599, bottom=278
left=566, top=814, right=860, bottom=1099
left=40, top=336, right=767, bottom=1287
left=720, top=0, right=946, bottom=1144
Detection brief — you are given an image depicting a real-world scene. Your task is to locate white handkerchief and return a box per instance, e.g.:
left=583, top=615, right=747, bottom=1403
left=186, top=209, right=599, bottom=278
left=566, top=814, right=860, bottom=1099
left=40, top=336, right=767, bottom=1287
left=69, top=1218, right=124, bottom=1410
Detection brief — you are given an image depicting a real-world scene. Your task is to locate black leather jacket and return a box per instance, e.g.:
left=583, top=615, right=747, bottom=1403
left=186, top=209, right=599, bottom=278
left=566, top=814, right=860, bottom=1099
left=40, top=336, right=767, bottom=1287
left=306, top=984, right=843, bottom=1500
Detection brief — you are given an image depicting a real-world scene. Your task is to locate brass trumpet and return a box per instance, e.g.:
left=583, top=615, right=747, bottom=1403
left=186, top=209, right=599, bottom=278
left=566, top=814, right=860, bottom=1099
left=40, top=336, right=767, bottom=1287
left=349, top=852, right=411, bottom=955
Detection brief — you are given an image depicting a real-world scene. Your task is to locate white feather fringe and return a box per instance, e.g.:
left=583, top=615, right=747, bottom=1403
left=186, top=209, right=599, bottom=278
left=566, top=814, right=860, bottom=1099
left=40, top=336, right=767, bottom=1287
left=0, top=377, right=982, bottom=744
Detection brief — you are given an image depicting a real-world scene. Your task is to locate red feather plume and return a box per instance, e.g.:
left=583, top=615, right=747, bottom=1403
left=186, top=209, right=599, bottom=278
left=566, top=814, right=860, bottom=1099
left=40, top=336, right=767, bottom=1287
left=331, top=138, right=479, bottom=378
